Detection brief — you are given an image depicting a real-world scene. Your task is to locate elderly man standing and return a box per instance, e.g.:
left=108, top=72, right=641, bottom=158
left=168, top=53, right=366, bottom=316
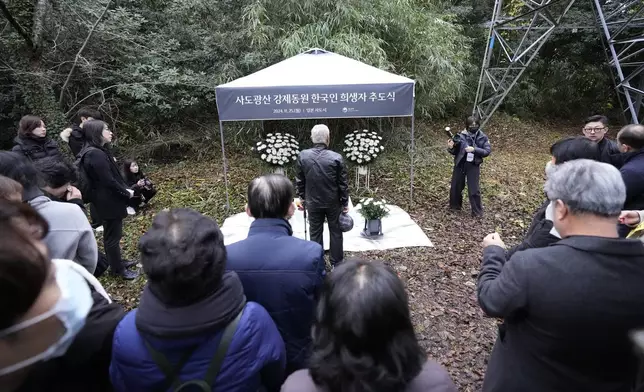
left=477, top=159, right=644, bottom=392
left=296, top=124, right=350, bottom=266
left=227, top=174, right=325, bottom=375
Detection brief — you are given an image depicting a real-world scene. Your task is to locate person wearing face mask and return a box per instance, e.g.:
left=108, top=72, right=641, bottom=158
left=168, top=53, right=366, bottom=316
left=0, top=200, right=125, bottom=392
left=79, top=120, right=139, bottom=280
left=11, top=115, right=63, bottom=163
left=478, top=159, right=644, bottom=392
left=447, top=115, right=491, bottom=217
left=505, top=136, right=600, bottom=259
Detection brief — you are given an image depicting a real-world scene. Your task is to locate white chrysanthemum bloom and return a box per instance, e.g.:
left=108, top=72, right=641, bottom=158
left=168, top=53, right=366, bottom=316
left=357, top=159, right=363, bottom=163
left=365, top=156, right=371, bottom=162
left=380, top=146, right=385, bottom=151
left=261, top=154, right=267, bottom=159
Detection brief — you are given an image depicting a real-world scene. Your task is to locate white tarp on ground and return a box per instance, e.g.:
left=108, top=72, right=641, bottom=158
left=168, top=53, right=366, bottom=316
left=221, top=199, right=433, bottom=251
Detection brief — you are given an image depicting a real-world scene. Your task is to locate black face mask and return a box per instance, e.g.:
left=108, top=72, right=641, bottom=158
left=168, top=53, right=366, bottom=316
left=468, top=127, right=479, bottom=134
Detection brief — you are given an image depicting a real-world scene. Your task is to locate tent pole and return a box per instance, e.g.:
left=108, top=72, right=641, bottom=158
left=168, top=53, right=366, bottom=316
left=409, top=114, right=415, bottom=207
left=219, top=120, right=231, bottom=210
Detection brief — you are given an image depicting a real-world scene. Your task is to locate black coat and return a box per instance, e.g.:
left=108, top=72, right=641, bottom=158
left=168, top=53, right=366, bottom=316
left=506, top=200, right=559, bottom=259
left=478, top=237, right=644, bottom=392
left=69, top=124, right=85, bottom=157
left=16, top=286, right=125, bottom=392
left=11, top=135, right=63, bottom=162
left=620, top=149, right=644, bottom=211
left=81, top=146, right=130, bottom=220
left=296, top=144, right=349, bottom=208
left=448, top=129, right=491, bottom=166
left=598, top=137, right=623, bottom=166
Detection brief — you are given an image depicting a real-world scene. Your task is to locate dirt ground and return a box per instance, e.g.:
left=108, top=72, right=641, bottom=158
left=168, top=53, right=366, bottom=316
left=101, top=116, right=582, bottom=390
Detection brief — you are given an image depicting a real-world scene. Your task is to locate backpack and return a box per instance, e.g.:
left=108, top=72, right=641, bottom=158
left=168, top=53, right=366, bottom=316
left=142, top=304, right=244, bottom=392
left=74, top=147, right=97, bottom=203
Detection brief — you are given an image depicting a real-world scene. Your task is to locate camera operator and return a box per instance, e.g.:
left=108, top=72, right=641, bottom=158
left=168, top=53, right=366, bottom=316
left=447, top=115, right=491, bottom=217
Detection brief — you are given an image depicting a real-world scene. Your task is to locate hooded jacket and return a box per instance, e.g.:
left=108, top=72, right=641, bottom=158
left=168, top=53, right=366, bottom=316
left=11, top=135, right=63, bottom=162
left=110, top=272, right=286, bottom=392
left=26, top=186, right=98, bottom=274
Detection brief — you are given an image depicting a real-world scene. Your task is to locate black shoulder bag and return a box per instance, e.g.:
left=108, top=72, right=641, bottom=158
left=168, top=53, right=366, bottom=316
left=142, top=306, right=244, bottom=392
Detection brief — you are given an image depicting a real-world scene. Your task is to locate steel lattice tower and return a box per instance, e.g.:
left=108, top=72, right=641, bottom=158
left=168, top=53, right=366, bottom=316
left=474, top=0, right=644, bottom=127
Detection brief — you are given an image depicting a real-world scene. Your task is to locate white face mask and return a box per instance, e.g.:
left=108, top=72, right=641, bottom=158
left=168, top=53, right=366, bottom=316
left=0, top=259, right=93, bottom=376
left=545, top=160, right=555, bottom=177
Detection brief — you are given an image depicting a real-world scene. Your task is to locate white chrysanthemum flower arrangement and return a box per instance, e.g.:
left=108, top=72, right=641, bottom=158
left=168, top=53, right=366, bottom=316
left=342, top=129, right=385, bottom=165
left=253, top=133, right=300, bottom=167
left=359, top=197, right=390, bottom=220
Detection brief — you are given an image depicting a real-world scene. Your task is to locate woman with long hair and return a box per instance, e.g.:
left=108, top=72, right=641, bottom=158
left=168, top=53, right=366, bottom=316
left=281, top=260, right=456, bottom=392
left=122, top=159, right=157, bottom=210
left=0, top=200, right=124, bottom=392
left=79, top=120, right=138, bottom=280
left=11, top=115, right=63, bottom=162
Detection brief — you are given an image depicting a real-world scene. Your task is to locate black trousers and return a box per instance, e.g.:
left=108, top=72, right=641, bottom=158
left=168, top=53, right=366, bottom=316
left=128, top=187, right=157, bottom=209
left=449, top=162, right=483, bottom=216
left=90, top=203, right=103, bottom=228
left=308, top=206, right=344, bottom=265
left=103, top=218, right=125, bottom=274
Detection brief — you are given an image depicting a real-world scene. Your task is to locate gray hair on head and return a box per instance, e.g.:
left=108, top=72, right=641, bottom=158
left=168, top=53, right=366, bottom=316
left=544, top=159, right=625, bottom=217
left=311, top=124, right=330, bottom=144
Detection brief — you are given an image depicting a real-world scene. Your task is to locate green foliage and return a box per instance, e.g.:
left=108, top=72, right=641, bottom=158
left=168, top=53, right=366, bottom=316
left=243, top=0, right=471, bottom=117
left=0, top=0, right=626, bottom=151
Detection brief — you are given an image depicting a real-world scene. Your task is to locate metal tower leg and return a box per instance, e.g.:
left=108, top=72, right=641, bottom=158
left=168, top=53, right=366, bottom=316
left=474, top=0, right=578, bottom=128
left=593, top=0, right=644, bottom=124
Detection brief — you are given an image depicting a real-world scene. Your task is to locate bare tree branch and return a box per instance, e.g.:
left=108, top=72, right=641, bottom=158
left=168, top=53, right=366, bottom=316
left=64, top=81, right=217, bottom=117
left=0, top=0, right=34, bottom=48
left=31, top=0, right=49, bottom=49
left=58, top=0, right=112, bottom=106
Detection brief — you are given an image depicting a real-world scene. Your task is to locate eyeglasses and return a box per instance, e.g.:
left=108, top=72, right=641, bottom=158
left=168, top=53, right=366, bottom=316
left=583, top=127, right=606, bottom=134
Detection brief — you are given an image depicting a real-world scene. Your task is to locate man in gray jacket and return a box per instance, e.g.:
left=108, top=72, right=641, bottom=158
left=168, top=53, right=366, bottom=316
left=296, top=124, right=350, bottom=267
left=478, top=159, right=644, bottom=392
left=0, top=152, right=98, bottom=273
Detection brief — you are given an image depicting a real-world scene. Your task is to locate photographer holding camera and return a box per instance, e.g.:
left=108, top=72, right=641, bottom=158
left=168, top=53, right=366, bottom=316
left=447, top=115, right=491, bottom=217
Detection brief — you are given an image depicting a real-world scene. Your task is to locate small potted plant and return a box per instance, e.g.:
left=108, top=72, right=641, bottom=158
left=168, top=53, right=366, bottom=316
left=358, top=197, right=389, bottom=237
left=253, top=132, right=300, bottom=175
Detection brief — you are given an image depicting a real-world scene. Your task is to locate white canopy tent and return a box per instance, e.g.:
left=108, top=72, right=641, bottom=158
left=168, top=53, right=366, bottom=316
left=215, top=48, right=416, bottom=208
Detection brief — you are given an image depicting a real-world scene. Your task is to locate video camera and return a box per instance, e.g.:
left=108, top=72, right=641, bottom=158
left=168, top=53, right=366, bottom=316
left=444, top=127, right=461, bottom=143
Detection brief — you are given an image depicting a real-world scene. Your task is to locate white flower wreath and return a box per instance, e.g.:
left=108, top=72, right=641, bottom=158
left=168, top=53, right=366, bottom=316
left=342, top=129, right=385, bottom=164
left=253, top=132, right=300, bottom=167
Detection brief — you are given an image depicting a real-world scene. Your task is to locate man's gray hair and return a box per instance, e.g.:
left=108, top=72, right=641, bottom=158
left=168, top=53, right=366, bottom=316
left=544, top=159, right=625, bottom=217
left=311, top=124, right=330, bottom=144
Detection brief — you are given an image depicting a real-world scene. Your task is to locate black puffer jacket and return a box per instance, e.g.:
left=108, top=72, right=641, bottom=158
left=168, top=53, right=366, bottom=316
left=11, top=135, right=63, bottom=162
left=448, top=129, right=491, bottom=166
left=296, top=144, right=349, bottom=208
left=69, top=124, right=85, bottom=157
